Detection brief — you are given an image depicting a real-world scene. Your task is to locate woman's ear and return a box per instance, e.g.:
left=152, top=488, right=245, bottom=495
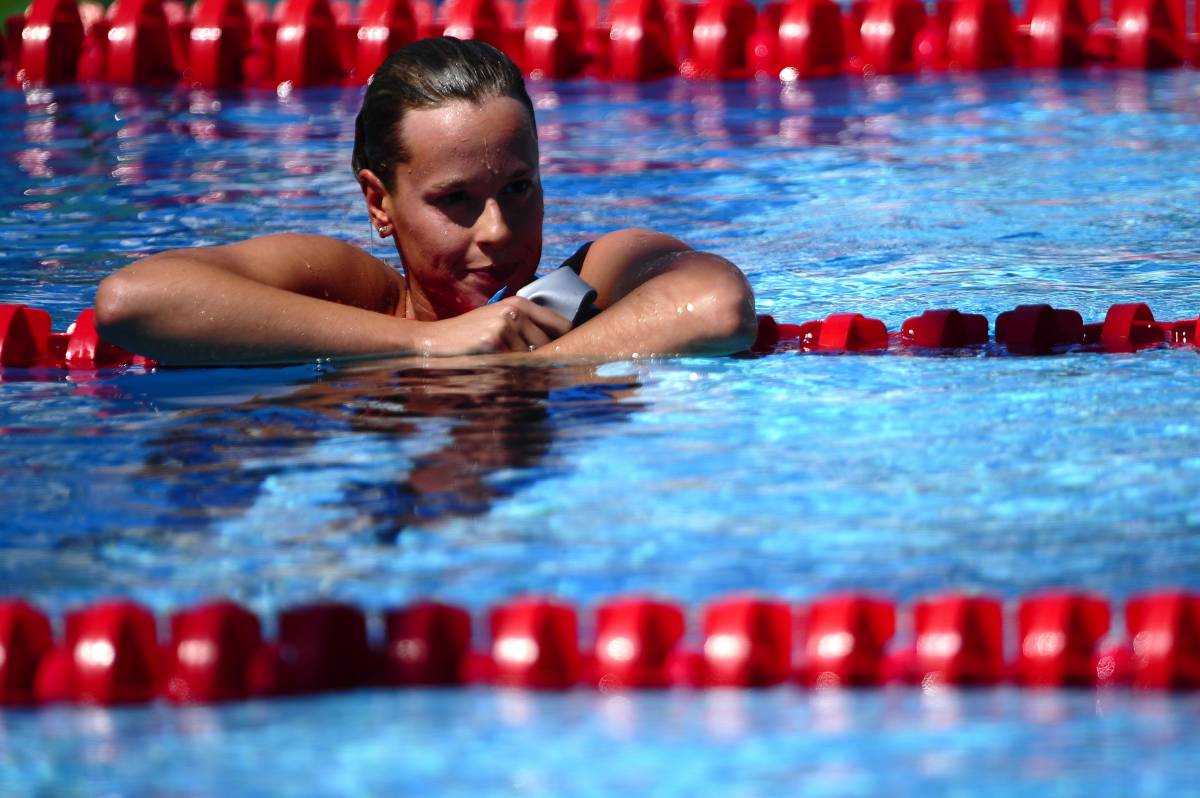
left=358, top=169, right=394, bottom=237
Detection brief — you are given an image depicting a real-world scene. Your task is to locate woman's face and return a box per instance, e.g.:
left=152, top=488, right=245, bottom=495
left=384, top=96, right=543, bottom=320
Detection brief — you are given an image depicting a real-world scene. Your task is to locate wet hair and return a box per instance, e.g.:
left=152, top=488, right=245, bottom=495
left=352, top=37, right=537, bottom=191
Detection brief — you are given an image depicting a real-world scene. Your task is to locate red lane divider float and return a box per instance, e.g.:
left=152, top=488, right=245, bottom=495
left=105, top=0, right=182, bottom=84
left=797, top=593, right=894, bottom=687
left=491, top=597, right=582, bottom=688
left=910, top=594, right=1005, bottom=686
left=749, top=301, right=1200, bottom=355
left=3, top=300, right=1199, bottom=378
left=772, top=0, right=845, bottom=79
left=1015, top=591, right=1110, bottom=687
left=0, top=304, right=154, bottom=372
left=523, top=0, right=590, bottom=78
left=699, top=596, right=792, bottom=687
left=165, top=600, right=263, bottom=702
left=6, top=0, right=1200, bottom=86
left=594, top=597, right=684, bottom=688
left=187, top=0, right=251, bottom=88
left=5, top=590, right=1200, bottom=706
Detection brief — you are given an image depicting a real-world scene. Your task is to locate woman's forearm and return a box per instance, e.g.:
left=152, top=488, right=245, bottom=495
left=95, top=256, right=419, bottom=365
left=534, top=251, right=758, bottom=358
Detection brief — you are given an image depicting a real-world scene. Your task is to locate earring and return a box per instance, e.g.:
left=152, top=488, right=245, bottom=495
left=377, top=223, right=392, bottom=237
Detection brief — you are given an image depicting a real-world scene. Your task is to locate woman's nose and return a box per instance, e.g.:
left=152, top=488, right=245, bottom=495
left=474, top=198, right=512, bottom=247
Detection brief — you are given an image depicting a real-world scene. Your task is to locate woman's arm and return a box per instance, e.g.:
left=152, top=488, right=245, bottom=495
left=95, top=233, right=569, bottom=365
left=534, top=229, right=758, bottom=358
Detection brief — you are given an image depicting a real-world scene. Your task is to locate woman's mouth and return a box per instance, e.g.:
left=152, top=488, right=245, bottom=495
left=467, top=263, right=521, bottom=291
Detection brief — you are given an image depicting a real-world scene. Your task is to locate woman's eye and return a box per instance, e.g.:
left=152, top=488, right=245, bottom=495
left=504, top=180, right=533, bottom=196
left=433, top=191, right=469, bottom=207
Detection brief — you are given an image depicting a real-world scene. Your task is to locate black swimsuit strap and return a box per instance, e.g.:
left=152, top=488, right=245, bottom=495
left=560, top=241, right=593, bottom=275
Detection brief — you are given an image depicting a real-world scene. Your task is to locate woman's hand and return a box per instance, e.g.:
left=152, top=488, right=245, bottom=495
left=421, top=297, right=572, bottom=355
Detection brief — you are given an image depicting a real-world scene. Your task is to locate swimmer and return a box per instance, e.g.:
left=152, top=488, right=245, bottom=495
left=95, top=37, right=758, bottom=365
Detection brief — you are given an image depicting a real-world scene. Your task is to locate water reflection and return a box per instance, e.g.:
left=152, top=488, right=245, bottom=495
left=5, top=688, right=1200, bottom=796
left=140, top=362, right=643, bottom=543
left=535, top=77, right=859, bottom=177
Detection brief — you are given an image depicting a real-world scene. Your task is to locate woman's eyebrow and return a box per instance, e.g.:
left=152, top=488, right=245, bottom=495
left=426, top=178, right=470, bottom=192
left=427, top=166, right=534, bottom=192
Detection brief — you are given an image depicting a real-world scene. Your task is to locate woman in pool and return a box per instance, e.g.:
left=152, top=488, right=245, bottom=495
left=95, top=37, right=757, bottom=365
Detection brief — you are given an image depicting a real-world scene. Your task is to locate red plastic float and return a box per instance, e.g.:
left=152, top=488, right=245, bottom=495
left=994, top=304, right=1084, bottom=354
left=689, top=0, right=758, bottom=79
left=490, top=597, right=581, bottom=688
left=857, top=0, right=928, bottom=74
left=0, top=601, right=54, bottom=706
left=797, top=594, right=895, bottom=687
left=1126, top=591, right=1200, bottom=689
left=593, top=597, right=685, bottom=688
left=700, top=596, right=791, bottom=687
left=1018, top=0, right=1096, bottom=67
left=13, top=0, right=85, bottom=85
left=273, top=0, right=343, bottom=88
left=105, top=0, right=181, bottom=84
left=750, top=314, right=808, bottom=353
left=1113, top=0, right=1185, bottom=69
left=1094, top=302, right=1170, bottom=353
left=944, top=0, right=1014, bottom=70
left=0, top=305, right=53, bottom=367
left=901, top=308, right=989, bottom=348
left=523, top=0, right=589, bottom=78
left=912, top=594, right=1005, bottom=686
left=350, top=0, right=416, bottom=81
left=187, top=0, right=251, bottom=88
left=1167, top=314, right=1200, bottom=345
left=796, top=312, right=889, bottom=352
left=67, top=600, right=160, bottom=705
left=65, top=308, right=152, bottom=369
left=607, top=0, right=678, bottom=80
left=382, top=601, right=472, bottom=685
left=442, top=0, right=509, bottom=54
left=773, top=0, right=845, bottom=78
left=1015, top=592, right=1110, bottom=687
left=274, top=602, right=371, bottom=693
left=165, top=600, right=262, bottom=703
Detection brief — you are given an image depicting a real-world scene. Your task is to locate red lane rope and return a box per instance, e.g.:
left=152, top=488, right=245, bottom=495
left=2, top=301, right=1196, bottom=375
left=2, top=590, right=1199, bottom=707
left=1, top=0, right=1196, bottom=88
left=752, top=302, right=1199, bottom=355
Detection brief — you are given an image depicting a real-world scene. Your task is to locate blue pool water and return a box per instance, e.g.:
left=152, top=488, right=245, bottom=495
left=3, top=69, right=1200, bottom=795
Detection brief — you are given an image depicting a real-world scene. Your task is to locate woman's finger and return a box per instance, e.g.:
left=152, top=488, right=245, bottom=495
left=519, top=318, right=553, bottom=349
left=499, top=297, right=573, bottom=338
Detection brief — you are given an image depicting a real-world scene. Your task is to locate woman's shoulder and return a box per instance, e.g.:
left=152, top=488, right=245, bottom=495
left=227, top=232, right=387, bottom=263
left=587, top=229, right=692, bottom=258
left=219, top=232, right=403, bottom=315
left=574, top=229, right=693, bottom=273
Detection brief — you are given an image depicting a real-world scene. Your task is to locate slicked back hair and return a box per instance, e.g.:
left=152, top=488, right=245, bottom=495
left=352, top=37, right=537, bottom=191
